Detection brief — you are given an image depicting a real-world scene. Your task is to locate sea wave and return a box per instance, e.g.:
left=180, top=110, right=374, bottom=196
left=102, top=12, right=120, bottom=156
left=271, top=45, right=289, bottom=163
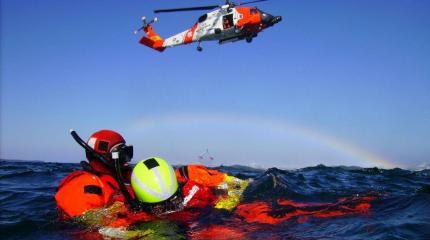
left=1, top=160, right=429, bottom=239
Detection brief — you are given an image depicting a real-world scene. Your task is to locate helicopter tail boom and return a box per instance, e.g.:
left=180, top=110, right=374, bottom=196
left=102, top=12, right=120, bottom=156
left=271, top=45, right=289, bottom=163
left=139, top=24, right=166, bottom=52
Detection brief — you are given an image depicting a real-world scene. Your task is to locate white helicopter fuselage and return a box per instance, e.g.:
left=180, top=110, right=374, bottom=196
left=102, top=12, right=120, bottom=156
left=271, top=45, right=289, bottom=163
left=162, top=7, right=244, bottom=48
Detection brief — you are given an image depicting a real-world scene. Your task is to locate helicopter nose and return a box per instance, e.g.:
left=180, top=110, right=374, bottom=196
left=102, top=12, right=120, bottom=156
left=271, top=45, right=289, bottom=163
left=261, top=12, right=274, bottom=25
left=261, top=13, right=282, bottom=26
left=272, top=16, right=282, bottom=24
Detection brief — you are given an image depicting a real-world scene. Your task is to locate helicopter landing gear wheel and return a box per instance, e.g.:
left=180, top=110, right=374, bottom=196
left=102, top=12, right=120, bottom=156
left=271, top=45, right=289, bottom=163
left=197, top=46, right=203, bottom=52
left=246, top=37, right=253, bottom=43
left=197, top=42, right=203, bottom=52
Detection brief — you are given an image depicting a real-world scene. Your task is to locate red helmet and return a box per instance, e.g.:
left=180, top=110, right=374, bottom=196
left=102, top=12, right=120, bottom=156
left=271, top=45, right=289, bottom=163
left=86, top=130, right=131, bottom=164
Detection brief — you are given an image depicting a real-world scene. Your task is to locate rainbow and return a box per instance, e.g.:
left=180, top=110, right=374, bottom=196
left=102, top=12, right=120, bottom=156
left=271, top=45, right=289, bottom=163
left=131, top=113, right=399, bottom=169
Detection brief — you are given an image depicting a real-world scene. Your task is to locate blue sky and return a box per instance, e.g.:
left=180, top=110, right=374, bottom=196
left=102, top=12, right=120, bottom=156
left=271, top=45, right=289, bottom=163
left=1, top=0, right=429, bottom=169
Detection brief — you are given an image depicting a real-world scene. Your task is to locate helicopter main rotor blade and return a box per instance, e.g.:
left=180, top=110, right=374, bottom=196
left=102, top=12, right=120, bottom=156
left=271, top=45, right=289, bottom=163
left=238, top=0, right=269, bottom=6
left=154, top=5, right=219, bottom=13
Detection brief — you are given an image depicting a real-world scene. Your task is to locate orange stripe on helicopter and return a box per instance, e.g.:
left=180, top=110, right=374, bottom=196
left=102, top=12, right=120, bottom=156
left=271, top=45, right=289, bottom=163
left=184, top=23, right=198, bottom=44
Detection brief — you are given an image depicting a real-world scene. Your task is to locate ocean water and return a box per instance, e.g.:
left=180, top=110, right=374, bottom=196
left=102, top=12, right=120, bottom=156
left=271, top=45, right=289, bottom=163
left=1, top=160, right=429, bottom=239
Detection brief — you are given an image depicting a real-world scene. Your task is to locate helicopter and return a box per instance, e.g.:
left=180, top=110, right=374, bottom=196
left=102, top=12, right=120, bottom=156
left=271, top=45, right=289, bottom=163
left=136, top=0, right=282, bottom=52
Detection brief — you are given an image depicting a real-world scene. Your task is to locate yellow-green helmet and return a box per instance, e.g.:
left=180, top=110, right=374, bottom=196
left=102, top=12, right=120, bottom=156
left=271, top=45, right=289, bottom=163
left=131, top=157, right=179, bottom=204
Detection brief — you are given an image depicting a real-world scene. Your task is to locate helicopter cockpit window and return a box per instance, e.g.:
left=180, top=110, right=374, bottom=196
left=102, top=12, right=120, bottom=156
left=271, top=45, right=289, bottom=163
left=222, top=14, right=234, bottom=29
left=250, top=8, right=258, bottom=14
left=198, top=14, right=208, bottom=23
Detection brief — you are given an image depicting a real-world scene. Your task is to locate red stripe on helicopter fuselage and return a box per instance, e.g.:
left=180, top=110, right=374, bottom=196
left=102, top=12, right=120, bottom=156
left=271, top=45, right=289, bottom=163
left=184, top=23, right=198, bottom=44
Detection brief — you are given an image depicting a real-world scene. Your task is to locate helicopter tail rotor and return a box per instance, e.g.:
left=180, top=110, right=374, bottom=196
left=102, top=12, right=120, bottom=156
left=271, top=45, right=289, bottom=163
left=134, top=16, right=159, bottom=34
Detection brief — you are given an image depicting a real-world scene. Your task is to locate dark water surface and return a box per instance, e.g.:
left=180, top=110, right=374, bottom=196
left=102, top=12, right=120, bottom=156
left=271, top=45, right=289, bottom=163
left=1, top=160, right=429, bottom=239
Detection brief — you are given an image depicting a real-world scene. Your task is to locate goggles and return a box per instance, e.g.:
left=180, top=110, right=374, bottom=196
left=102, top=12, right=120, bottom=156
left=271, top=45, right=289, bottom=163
left=111, top=144, right=134, bottom=164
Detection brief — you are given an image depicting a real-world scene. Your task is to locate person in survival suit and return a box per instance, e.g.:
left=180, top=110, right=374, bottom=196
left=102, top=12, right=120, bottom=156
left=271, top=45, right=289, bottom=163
left=55, top=129, right=135, bottom=218
left=131, top=157, right=247, bottom=215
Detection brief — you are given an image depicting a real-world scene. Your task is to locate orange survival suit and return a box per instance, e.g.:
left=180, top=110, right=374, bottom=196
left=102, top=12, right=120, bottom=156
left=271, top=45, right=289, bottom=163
left=55, top=161, right=133, bottom=218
